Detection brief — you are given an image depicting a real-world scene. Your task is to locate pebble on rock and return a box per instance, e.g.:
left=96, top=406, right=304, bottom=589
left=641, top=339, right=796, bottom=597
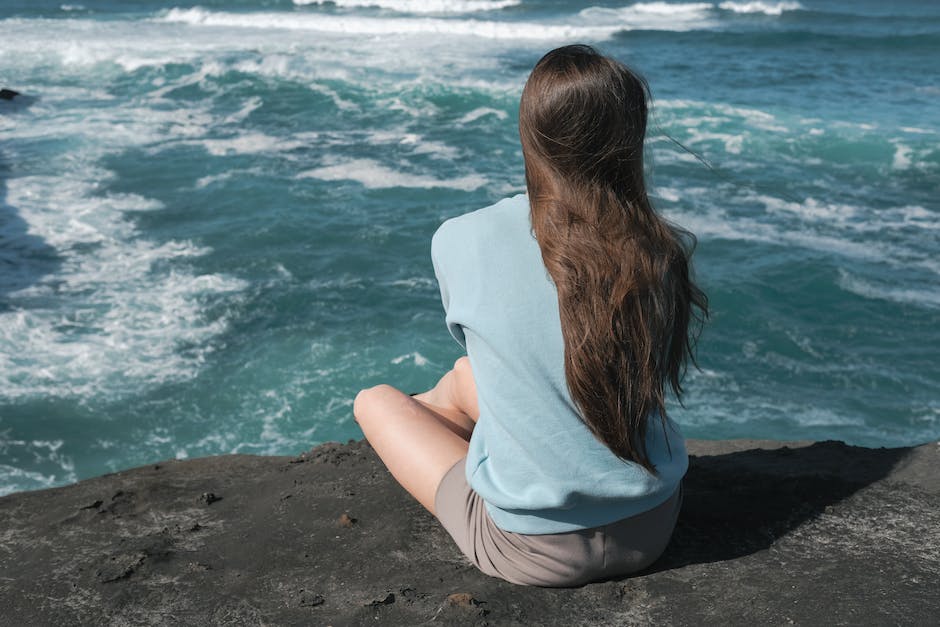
left=445, top=592, right=480, bottom=608
left=199, top=492, right=221, bottom=505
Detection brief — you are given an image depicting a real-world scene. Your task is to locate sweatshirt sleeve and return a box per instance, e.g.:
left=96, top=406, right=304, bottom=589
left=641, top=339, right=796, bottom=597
left=430, top=218, right=467, bottom=348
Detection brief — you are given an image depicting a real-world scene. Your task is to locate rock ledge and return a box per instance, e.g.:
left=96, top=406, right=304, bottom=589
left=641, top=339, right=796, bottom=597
left=1, top=438, right=938, bottom=625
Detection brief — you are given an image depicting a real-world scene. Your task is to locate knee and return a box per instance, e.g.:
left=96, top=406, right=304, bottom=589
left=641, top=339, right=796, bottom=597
left=353, top=384, right=394, bottom=424
left=453, top=356, right=471, bottom=380
left=453, top=356, right=475, bottom=391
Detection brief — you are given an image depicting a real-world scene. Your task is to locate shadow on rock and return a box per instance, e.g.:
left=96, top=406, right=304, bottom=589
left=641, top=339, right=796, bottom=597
left=649, top=440, right=911, bottom=571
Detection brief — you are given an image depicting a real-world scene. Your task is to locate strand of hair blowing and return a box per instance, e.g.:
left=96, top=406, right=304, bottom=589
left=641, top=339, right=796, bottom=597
left=520, top=45, right=707, bottom=472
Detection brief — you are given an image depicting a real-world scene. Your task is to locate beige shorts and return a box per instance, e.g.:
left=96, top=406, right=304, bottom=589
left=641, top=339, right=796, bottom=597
left=434, top=456, right=682, bottom=587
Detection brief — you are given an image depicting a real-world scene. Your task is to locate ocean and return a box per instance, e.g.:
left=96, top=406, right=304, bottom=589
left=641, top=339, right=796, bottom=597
left=1, top=0, right=937, bottom=496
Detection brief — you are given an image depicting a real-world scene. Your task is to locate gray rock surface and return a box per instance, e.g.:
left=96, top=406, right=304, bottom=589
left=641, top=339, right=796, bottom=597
left=1, top=438, right=938, bottom=625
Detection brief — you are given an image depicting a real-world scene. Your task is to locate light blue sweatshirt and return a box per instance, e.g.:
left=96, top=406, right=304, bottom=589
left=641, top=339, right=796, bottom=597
left=431, top=193, right=688, bottom=535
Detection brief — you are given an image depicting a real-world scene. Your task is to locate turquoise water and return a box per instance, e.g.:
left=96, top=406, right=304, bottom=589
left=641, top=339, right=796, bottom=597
left=1, top=0, right=938, bottom=495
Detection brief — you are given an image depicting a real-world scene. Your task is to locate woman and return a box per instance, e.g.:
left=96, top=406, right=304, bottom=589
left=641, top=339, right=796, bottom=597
left=354, top=44, right=707, bottom=587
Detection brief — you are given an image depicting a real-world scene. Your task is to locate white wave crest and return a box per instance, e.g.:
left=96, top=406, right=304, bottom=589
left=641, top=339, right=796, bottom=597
left=657, top=98, right=786, bottom=131
left=197, top=132, right=306, bottom=157
left=717, top=1, right=803, bottom=16
left=672, top=205, right=885, bottom=263
left=837, top=271, right=940, bottom=309
left=293, top=0, right=521, bottom=12
left=0, top=439, right=77, bottom=496
left=748, top=194, right=940, bottom=236
left=892, top=143, right=912, bottom=169
left=580, top=2, right=714, bottom=31
left=298, top=158, right=486, bottom=190
left=622, top=2, right=713, bottom=15
left=391, top=351, right=430, bottom=366
left=458, top=107, right=509, bottom=125
left=159, top=7, right=620, bottom=40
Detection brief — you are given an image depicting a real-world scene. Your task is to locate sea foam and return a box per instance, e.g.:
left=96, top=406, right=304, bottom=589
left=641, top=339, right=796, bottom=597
left=717, top=1, right=803, bottom=15
left=837, top=270, right=940, bottom=309
left=293, top=0, right=521, bottom=12
left=298, top=159, right=486, bottom=191
left=159, top=7, right=621, bottom=40
left=0, top=86, right=249, bottom=401
left=580, top=3, right=715, bottom=31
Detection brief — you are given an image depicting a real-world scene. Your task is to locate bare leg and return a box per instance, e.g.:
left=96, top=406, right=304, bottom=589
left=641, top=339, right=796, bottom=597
left=354, top=384, right=469, bottom=516
left=412, top=356, right=479, bottom=440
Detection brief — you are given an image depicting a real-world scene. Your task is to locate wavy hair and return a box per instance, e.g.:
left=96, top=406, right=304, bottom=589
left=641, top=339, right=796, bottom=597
left=519, top=45, right=708, bottom=472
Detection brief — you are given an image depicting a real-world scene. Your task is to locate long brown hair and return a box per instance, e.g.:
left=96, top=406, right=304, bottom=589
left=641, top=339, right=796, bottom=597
left=519, top=45, right=707, bottom=472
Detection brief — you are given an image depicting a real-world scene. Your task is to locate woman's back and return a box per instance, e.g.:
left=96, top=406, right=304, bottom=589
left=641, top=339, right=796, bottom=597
left=432, top=193, right=688, bottom=535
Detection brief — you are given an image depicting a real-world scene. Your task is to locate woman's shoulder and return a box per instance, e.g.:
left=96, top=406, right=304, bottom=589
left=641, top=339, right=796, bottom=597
left=433, top=193, right=529, bottom=245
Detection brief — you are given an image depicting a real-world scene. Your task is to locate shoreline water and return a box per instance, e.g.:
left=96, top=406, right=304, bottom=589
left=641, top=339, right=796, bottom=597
left=2, top=433, right=936, bottom=499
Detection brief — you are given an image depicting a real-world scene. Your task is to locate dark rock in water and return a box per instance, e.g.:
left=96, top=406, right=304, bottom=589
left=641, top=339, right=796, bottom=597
left=0, top=438, right=937, bottom=625
left=0, top=88, right=37, bottom=110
